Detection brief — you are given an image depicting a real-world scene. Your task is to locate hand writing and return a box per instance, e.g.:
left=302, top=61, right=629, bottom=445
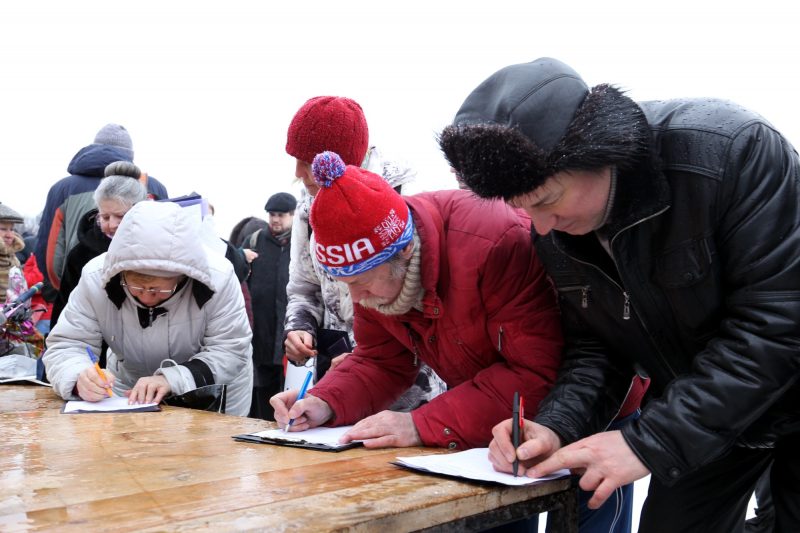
left=76, top=366, right=116, bottom=402
left=271, top=391, right=332, bottom=431
left=488, top=419, right=562, bottom=477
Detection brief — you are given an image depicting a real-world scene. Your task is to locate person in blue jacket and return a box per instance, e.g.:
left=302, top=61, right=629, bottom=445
left=35, top=123, right=168, bottom=300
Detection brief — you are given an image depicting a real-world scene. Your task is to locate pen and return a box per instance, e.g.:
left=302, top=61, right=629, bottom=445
left=86, top=346, right=113, bottom=398
left=512, top=391, right=524, bottom=477
left=285, top=369, right=314, bottom=432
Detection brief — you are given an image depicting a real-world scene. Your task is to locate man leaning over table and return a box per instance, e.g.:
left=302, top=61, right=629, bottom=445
left=441, top=57, right=800, bottom=532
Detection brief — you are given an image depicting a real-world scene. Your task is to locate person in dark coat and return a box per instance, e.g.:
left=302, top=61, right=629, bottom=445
left=229, top=216, right=268, bottom=249
left=246, top=192, right=296, bottom=420
left=440, top=57, right=800, bottom=532
left=51, top=162, right=147, bottom=328
left=35, top=124, right=168, bottom=298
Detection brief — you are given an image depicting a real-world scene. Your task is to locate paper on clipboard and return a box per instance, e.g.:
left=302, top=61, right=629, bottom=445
left=233, top=425, right=362, bottom=451
left=62, top=396, right=161, bottom=414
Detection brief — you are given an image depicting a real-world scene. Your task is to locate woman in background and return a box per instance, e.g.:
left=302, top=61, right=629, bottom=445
left=51, top=161, right=147, bottom=327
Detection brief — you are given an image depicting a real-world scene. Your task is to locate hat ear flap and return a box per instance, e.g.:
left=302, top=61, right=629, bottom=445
left=551, top=84, right=652, bottom=174
left=439, top=124, right=551, bottom=200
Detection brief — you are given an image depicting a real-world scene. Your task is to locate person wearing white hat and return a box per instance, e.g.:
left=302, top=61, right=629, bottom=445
left=43, top=201, right=253, bottom=415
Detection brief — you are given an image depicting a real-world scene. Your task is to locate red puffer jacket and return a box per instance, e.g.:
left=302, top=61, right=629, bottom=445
left=309, top=190, right=564, bottom=449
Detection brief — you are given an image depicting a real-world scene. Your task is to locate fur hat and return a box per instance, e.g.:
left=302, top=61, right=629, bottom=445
left=94, top=123, right=134, bottom=160
left=286, top=97, right=369, bottom=166
left=439, top=58, right=651, bottom=200
left=264, top=192, right=297, bottom=213
left=309, top=151, right=413, bottom=277
left=0, top=203, right=24, bottom=224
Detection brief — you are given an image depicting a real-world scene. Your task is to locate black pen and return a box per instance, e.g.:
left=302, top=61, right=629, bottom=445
left=512, top=392, right=524, bottom=477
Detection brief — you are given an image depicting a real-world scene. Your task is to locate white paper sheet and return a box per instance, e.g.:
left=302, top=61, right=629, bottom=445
left=63, top=396, right=159, bottom=413
left=395, top=447, right=570, bottom=486
left=248, top=425, right=356, bottom=446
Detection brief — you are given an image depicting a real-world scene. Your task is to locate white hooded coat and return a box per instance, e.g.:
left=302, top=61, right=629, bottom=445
left=43, top=201, right=253, bottom=416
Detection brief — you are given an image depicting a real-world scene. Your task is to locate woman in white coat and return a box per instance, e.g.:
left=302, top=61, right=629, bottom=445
left=43, top=201, right=253, bottom=415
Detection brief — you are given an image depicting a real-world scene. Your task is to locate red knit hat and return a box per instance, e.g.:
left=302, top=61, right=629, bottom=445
left=286, top=96, right=369, bottom=166
left=310, top=151, right=414, bottom=276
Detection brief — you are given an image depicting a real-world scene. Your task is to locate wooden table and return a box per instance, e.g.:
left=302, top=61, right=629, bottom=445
left=0, top=384, right=577, bottom=532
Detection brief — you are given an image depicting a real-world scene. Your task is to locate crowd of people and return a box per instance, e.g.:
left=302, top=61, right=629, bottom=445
left=2, top=56, right=798, bottom=532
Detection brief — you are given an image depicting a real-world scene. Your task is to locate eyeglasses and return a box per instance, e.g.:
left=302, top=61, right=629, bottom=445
left=121, top=276, right=179, bottom=296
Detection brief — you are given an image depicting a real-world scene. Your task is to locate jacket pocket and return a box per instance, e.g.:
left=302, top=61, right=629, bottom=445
left=655, top=237, right=721, bottom=336
left=556, top=284, right=591, bottom=310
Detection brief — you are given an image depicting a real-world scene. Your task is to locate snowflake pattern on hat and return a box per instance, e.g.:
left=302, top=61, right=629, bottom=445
left=374, top=209, right=405, bottom=247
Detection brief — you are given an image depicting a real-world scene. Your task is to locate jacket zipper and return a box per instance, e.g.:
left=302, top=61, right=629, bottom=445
left=405, top=324, right=419, bottom=367
left=148, top=307, right=154, bottom=327
left=622, top=292, right=630, bottom=320
left=497, top=325, right=504, bottom=352
left=552, top=205, right=679, bottom=379
left=608, top=207, right=675, bottom=375
left=558, top=285, right=590, bottom=309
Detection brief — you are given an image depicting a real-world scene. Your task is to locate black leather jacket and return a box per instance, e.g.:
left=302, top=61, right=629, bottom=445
left=533, top=98, right=800, bottom=485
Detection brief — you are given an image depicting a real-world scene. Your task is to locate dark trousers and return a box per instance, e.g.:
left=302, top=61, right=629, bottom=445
left=249, top=364, right=284, bottom=421
left=639, top=432, right=800, bottom=532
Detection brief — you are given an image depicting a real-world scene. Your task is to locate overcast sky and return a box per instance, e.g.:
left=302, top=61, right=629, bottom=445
left=2, top=1, right=798, bottom=237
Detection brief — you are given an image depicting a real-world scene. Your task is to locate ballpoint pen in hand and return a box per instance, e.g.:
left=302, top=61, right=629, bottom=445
left=285, top=369, right=314, bottom=432
left=86, top=346, right=113, bottom=398
left=512, top=391, right=524, bottom=477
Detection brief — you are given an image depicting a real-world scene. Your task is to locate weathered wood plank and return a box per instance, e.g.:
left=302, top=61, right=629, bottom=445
left=0, top=385, right=575, bottom=532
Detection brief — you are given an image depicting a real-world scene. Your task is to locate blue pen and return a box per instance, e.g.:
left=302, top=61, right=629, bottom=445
left=86, top=346, right=113, bottom=398
left=284, top=369, right=313, bottom=432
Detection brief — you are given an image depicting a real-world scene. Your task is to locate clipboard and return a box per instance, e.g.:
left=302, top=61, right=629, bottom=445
left=232, top=426, right=362, bottom=452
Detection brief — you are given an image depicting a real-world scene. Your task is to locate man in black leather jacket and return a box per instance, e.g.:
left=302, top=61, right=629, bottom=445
left=440, top=57, right=800, bottom=532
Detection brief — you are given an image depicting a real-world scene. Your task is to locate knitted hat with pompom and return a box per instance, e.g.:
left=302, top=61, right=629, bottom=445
left=309, top=151, right=413, bottom=276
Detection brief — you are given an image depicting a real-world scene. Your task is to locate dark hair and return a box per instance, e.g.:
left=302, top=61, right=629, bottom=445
left=229, top=216, right=268, bottom=248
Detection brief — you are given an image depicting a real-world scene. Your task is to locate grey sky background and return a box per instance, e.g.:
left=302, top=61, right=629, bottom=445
left=2, top=1, right=798, bottom=238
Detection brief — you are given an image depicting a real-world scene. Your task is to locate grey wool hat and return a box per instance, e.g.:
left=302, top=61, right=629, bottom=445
left=265, top=192, right=297, bottom=213
left=0, top=203, right=24, bottom=224
left=94, top=123, right=134, bottom=160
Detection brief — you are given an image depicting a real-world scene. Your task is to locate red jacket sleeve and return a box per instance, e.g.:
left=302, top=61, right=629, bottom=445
left=410, top=223, right=563, bottom=449
left=309, top=318, right=419, bottom=424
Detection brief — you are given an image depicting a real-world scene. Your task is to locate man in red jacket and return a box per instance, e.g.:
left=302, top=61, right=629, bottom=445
left=270, top=150, right=566, bottom=450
